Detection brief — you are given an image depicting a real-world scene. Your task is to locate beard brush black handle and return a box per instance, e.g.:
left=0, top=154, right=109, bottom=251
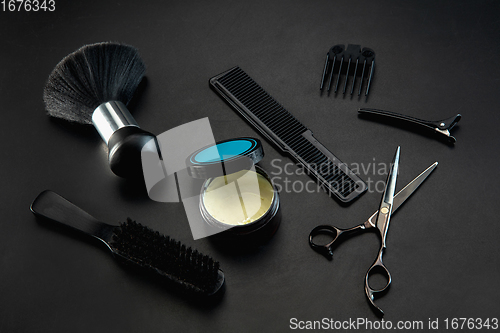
left=30, top=190, right=114, bottom=244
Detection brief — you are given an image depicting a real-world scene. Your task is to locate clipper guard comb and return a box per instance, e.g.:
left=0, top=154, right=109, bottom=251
left=320, top=44, right=375, bottom=96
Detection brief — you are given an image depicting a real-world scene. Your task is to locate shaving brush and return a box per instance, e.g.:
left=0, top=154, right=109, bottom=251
left=43, top=42, right=156, bottom=178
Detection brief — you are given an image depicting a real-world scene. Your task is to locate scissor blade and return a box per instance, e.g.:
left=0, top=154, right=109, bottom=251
left=392, top=161, right=437, bottom=212
left=376, top=147, right=400, bottom=243
left=366, top=161, right=438, bottom=228
left=381, top=146, right=400, bottom=206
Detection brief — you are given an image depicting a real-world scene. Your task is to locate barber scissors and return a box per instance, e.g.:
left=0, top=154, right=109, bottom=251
left=309, top=147, right=437, bottom=316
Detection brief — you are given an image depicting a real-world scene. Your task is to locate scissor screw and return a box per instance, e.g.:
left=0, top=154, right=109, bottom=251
left=380, top=207, right=389, bottom=214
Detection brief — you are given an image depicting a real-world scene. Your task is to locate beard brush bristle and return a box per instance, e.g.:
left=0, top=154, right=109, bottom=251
left=111, top=219, right=223, bottom=295
left=43, top=42, right=146, bottom=125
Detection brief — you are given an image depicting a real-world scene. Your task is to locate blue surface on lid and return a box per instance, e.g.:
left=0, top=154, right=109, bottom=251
left=194, top=139, right=255, bottom=163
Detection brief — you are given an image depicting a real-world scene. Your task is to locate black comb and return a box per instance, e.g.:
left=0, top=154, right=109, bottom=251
left=320, top=44, right=375, bottom=96
left=210, top=66, right=367, bottom=203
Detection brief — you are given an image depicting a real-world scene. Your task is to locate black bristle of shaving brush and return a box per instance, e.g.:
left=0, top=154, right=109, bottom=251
left=43, top=42, right=157, bottom=178
left=43, top=42, right=145, bottom=124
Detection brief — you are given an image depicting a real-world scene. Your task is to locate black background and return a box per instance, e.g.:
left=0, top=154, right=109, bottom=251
left=1, top=0, right=499, bottom=332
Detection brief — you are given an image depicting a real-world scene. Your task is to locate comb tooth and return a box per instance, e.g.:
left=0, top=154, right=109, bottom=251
left=358, top=59, right=367, bottom=96
left=320, top=53, right=329, bottom=90
left=342, top=56, right=352, bottom=94
left=350, top=58, right=359, bottom=95
left=334, top=56, right=344, bottom=93
left=365, top=59, right=375, bottom=96
left=327, top=55, right=336, bottom=91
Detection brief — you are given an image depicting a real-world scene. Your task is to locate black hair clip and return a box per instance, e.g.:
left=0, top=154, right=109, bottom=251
left=358, top=108, right=461, bottom=144
left=320, top=44, right=375, bottom=96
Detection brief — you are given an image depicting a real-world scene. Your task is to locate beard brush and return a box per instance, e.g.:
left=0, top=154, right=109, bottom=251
left=30, top=190, right=225, bottom=296
left=43, top=42, right=156, bottom=178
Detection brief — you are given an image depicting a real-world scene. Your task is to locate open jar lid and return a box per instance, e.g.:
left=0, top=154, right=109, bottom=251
left=186, top=137, right=264, bottom=179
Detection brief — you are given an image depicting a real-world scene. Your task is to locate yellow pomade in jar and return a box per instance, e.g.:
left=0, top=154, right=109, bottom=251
left=202, top=170, right=275, bottom=226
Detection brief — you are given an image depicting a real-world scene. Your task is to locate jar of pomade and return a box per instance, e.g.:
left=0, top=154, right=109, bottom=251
left=186, top=138, right=281, bottom=241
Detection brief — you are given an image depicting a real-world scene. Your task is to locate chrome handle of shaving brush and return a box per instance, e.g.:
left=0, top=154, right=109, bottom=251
left=93, top=101, right=140, bottom=144
left=92, top=101, right=157, bottom=178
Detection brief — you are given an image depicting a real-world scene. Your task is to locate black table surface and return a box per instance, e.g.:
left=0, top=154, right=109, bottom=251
left=1, top=1, right=499, bottom=332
